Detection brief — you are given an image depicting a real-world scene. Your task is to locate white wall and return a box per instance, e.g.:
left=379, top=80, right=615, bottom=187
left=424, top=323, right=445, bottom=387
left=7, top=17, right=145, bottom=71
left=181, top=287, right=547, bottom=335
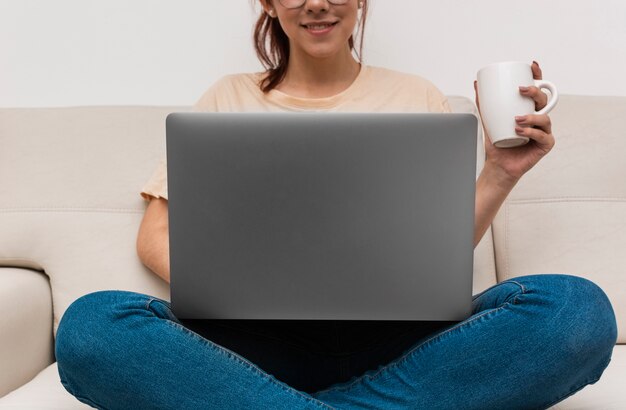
left=2, top=0, right=625, bottom=107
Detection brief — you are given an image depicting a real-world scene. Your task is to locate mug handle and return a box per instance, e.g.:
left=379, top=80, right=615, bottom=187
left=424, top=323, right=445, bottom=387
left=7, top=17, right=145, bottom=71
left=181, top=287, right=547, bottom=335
left=533, top=80, right=559, bottom=115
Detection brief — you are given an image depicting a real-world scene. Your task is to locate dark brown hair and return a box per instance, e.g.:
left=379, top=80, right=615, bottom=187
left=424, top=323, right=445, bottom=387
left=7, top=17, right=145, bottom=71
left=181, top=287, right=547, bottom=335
left=251, top=0, right=369, bottom=93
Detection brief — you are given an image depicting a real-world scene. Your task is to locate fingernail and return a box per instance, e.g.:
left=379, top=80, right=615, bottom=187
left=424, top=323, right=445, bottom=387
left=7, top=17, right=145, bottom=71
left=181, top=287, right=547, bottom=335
left=532, top=60, right=539, bottom=66
left=515, top=126, right=524, bottom=132
left=519, top=86, right=529, bottom=91
left=515, top=116, right=525, bottom=121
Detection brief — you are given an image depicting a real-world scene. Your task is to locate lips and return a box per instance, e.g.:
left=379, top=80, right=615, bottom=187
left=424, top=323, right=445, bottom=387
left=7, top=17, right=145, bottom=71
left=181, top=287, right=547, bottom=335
left=300, top=21, right=338, bottom=29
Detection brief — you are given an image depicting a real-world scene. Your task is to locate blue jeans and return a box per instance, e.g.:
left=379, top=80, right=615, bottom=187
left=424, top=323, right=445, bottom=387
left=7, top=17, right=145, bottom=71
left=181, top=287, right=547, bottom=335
left=55, top=274, right=617, bottom=409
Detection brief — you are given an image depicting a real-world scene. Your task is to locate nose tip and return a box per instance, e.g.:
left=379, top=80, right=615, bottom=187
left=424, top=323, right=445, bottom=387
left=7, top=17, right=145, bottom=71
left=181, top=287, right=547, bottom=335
left=304, top=0, right=330, bottom=12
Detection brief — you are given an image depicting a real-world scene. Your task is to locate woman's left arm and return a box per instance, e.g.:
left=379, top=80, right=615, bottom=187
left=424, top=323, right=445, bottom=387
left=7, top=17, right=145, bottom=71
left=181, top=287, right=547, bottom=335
left=472, top=61, right=555, bottom=247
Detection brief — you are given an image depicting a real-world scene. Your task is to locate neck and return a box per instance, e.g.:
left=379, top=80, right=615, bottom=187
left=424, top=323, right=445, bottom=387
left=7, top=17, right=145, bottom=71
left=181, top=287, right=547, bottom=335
left=278, top=46, right=361, bottom=98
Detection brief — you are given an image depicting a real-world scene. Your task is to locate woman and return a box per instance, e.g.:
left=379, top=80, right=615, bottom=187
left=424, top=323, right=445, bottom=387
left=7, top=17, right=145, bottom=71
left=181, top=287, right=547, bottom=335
left=55, top=1, right=617, bottom=409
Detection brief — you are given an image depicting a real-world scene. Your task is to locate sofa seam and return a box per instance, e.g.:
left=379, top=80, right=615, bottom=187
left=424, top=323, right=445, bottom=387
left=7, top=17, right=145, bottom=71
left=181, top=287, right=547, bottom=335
left=0, top=207, right=143, bottom=214
left=0, top=257, right=44, bottom=268
left=488, top=223, right=498, bottom=286
left=505, top=202, right=510, bottom=280
left=508, top=197, right=626, bottom=204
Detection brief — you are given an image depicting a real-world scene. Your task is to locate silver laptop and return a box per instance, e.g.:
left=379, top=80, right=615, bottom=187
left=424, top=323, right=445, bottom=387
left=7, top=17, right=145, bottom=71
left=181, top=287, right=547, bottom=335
left=166, top=112, right=477, bottom=321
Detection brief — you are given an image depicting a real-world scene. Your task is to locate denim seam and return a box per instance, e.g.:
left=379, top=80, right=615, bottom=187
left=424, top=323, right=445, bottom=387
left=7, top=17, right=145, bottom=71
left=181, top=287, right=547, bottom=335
left=314, top=301, right=516, bottom=395
left=471, top=279, right=526, bottom=304
left=162, top=319, right=335, bottom=409
left=147, top=299, right=335, bottom=408
left=59, top=370, right=109, bottom=410
left=144, top=297, right=154, bottom=311
left=146, top=297, right=181, bottom=323
left=507, top=279, right=527, bottom=294
left=539, top=356, right=612, bottom=410
left=57, top=371, right=79, bottom=403
left=145, top=296, right=168, bottom=311
left=500, top=279, right=527, bottom=306
left=72, top=393, right=109, bottom=410
left=147, top=296, right=326, bottom=403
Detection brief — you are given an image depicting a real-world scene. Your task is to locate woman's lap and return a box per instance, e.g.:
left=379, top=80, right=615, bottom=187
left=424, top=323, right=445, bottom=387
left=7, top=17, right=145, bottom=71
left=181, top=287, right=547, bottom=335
left=181, top=318, right=457, bottom=393
left=55, top=273, right=618, bottom=410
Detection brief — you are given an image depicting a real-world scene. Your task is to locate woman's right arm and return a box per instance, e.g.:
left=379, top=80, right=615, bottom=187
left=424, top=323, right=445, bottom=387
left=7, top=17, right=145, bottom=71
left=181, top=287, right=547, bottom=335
left=137, top=198, right=170, bottom=283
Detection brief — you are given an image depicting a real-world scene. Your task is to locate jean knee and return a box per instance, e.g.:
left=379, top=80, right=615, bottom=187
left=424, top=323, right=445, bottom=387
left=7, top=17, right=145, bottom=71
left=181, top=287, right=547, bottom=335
left=55, top=290, right=148, bottom=379
left=56, top=292, right=110, bottom=365
left=571, top=275, right=616, bottom=346
left=513, top=274, right=616, bottom=347
left=540, top=274, right=617, bottom=362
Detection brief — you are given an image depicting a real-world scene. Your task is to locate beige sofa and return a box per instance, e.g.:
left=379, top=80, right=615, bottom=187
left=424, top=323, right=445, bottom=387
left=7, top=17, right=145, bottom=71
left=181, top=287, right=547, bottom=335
left=0, top=95, right=624, bottom=409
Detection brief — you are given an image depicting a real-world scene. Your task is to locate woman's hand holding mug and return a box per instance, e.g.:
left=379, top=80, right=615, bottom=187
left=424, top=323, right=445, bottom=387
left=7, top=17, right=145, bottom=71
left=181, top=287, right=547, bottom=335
left=474, top=61, right=558, bottom=182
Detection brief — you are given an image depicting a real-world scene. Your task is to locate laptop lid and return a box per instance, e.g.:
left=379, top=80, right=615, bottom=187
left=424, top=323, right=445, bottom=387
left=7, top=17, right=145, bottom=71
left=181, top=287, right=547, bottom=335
left=166, top=112, right=477, bottom=321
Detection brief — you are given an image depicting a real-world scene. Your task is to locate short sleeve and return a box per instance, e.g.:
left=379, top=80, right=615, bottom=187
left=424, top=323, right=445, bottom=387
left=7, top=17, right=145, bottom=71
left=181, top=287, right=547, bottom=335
left=139, top=78, right=228, bottom=202
left=426, top=83, right=453, bottom=113
left=140, top=158, right=167, bottom=201
left=440, top=97, right=452, bottom=113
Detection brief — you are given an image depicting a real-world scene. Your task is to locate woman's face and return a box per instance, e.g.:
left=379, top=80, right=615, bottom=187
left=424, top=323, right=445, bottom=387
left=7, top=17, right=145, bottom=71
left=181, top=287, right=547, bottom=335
left=264, top=0, right=362, bottom=59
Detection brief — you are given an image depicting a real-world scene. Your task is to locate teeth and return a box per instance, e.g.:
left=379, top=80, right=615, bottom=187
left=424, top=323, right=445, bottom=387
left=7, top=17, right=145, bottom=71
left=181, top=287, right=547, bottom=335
left=307, top=23, right=333, bottom=30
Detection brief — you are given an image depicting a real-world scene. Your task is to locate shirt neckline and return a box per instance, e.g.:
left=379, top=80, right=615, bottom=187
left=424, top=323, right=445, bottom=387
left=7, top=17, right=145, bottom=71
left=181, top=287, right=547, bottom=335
left=263, top=64, right=368, bottom=110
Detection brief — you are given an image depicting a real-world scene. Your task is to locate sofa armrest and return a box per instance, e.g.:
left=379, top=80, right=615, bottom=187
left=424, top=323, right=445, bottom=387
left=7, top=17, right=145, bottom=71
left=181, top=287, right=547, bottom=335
left=0, top=267, right=54, bottom=398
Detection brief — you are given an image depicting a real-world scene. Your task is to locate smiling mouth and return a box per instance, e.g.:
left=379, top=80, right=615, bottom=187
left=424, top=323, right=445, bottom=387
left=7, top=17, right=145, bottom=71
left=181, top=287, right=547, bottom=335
left=301, top=22, right=339, bottom=30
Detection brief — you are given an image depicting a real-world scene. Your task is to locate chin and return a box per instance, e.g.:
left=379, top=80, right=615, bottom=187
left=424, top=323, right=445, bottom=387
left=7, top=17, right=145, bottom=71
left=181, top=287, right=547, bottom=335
left=303, top=44, right=345, bottom=59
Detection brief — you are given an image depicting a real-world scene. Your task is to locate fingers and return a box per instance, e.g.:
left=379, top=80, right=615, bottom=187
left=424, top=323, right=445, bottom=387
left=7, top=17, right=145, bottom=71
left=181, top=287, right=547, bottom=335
left=515, top=113, right=553, bottom=151
left=519, top=85, right=548, bottom=111
left=531, top=61, right=542, bottom=80
left=514, top=124, right=554, bottom=151
left=515, top=113, right=552, bottom=135
left=515, top=113, right=551, bottom=131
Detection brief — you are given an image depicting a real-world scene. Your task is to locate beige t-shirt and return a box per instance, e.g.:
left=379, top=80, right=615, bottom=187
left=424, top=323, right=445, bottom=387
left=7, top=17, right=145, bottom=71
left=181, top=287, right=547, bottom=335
left=140, top=64, right=452, bottom=200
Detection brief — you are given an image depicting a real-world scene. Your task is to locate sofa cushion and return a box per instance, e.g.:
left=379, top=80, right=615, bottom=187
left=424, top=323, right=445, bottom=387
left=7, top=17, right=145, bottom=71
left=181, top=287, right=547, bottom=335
left=0, top=106, right=186, bottom=337
left=0, top=363, right=90, bottom=409
left=551, top=346, right=626, bottom=408
left=491, top=95, right=626, bottom=342
left=0, top=268, right=54, bottom=397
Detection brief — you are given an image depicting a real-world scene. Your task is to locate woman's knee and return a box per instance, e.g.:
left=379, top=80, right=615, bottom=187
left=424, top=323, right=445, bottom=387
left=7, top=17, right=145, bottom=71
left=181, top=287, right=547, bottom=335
left=563, top=275, right=616, bottom=353
left=520, top=274, right=617, bottom=362
left=55, top=290, right=152, bottom=378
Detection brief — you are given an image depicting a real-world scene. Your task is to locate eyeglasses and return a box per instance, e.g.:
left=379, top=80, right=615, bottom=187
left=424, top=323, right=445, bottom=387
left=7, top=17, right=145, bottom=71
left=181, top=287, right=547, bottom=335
left=278, top=0, right=349, bottom=9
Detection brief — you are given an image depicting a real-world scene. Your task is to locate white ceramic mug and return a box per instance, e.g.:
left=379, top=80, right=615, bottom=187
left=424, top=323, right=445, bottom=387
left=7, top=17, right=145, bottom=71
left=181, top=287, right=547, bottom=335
left=477, top=61, right=559, bottom=148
